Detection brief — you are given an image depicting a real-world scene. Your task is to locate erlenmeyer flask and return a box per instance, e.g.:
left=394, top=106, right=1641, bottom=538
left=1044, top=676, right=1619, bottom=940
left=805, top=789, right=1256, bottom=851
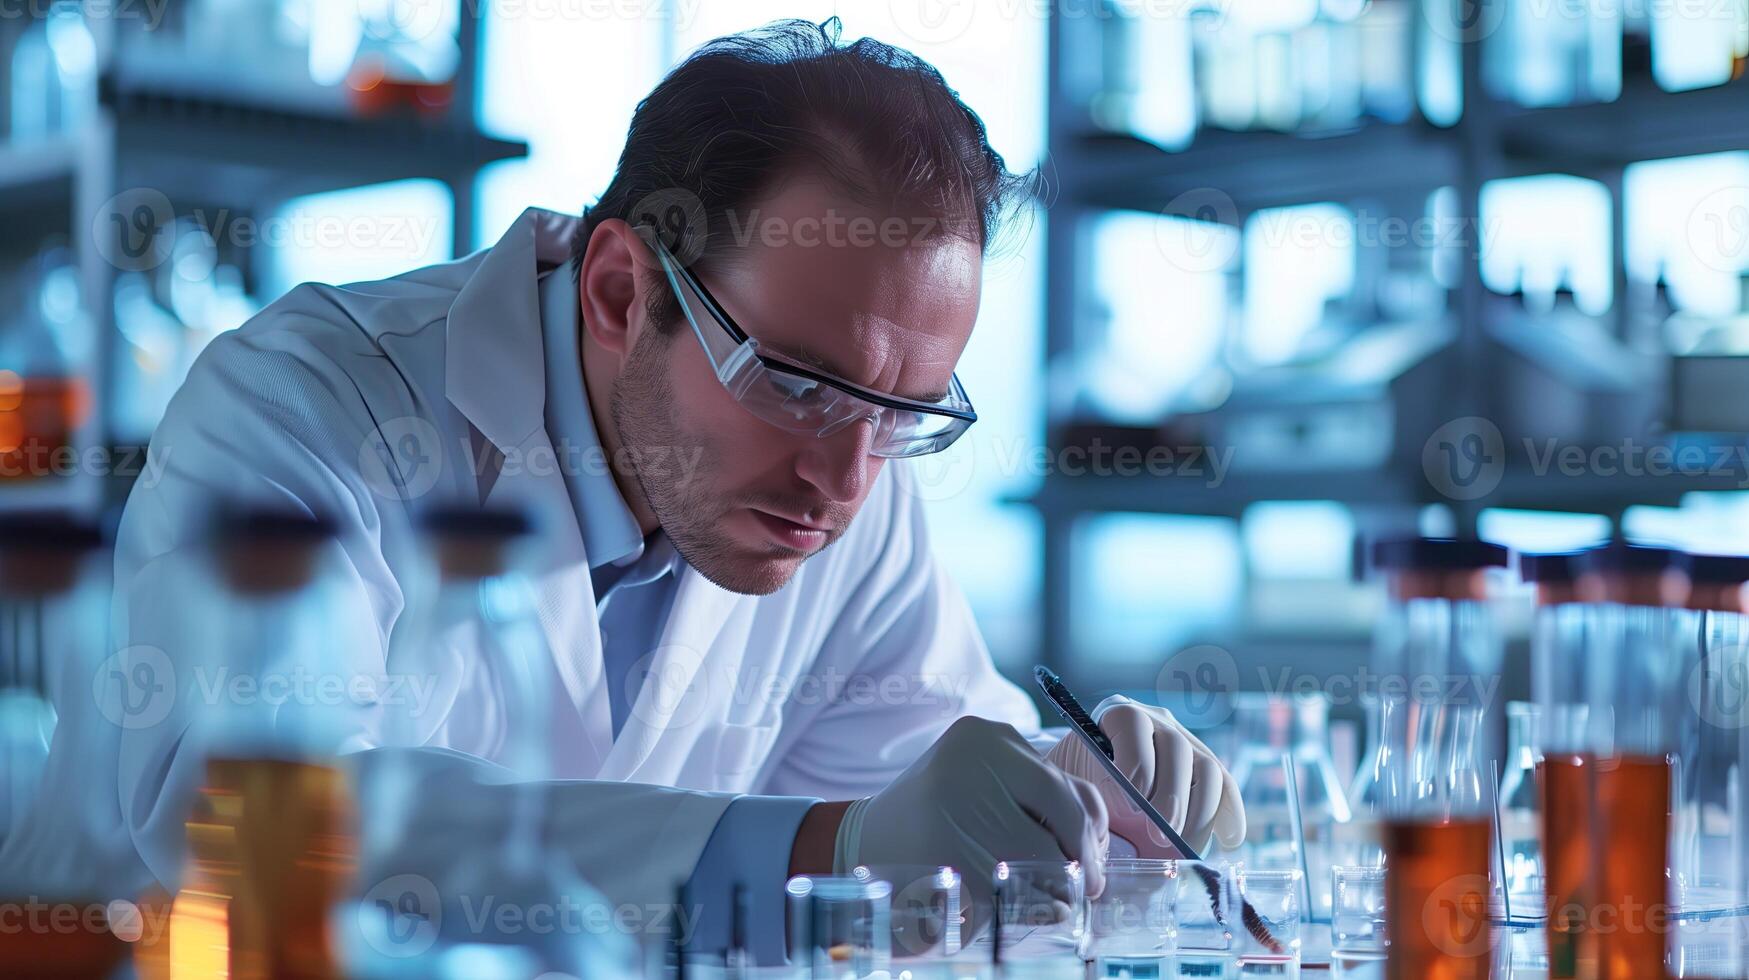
left=1497, top=702, right=1543, bottom=907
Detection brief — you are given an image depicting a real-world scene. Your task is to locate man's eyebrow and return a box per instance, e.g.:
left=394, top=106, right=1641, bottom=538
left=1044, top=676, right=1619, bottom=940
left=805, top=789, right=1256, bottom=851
left=767, top=344, right=952, bottom=404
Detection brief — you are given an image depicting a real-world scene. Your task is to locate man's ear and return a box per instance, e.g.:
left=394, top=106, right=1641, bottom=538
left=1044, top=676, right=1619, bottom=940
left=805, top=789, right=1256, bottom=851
left=577, top=219, right=648, bottom=356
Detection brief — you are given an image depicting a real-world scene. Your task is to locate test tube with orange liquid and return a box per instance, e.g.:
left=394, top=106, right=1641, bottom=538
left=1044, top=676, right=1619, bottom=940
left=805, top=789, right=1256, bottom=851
left=1368, top=537, right=1509, bottom=980
left=1573, top=544, right=1695, bottom=980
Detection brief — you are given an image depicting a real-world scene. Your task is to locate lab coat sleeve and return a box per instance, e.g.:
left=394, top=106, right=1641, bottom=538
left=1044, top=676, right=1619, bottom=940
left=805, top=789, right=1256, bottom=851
left=759, top=465, right=1040, bottom=801
left=113, top=319, right=745, bottom=917
left=682, top=794, right=816, bottom=963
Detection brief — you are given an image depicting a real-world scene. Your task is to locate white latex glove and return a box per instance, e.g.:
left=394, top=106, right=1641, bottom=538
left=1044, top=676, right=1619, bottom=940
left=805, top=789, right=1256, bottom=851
left=836, top=716, right=1109, bottom=900
left=1045, top=695, right=1246, bottom=858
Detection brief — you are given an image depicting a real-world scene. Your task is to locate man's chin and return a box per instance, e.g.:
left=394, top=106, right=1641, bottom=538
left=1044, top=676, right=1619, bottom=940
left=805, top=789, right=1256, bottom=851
left=690, top=551, right=806, bottom=596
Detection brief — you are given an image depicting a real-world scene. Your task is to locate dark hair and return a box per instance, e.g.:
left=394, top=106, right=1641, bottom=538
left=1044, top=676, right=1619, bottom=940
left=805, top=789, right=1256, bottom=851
left=572, top=17, right=1033, bottom=297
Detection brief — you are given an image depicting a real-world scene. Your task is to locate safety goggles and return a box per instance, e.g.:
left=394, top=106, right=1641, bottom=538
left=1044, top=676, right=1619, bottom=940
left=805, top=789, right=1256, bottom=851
left=649, top=240, right=977, bottom=458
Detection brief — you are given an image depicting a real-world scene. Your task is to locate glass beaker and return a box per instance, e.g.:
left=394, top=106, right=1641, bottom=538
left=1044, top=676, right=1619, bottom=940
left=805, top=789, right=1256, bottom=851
left=1090, top=858, right=1175, bottom=978
left=1234, top=868, right=1302, bottom=977
left=1371, top=537, right=1507, bottom=980
left=789, top=874, right=892, bottom=980
left=1330, top=865, right=1387, bottom=955
left=991, top=859, right=1088, bottom=968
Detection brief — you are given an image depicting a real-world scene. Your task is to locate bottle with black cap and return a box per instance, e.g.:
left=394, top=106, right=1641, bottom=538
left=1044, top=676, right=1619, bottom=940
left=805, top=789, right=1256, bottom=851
left=180, top=506, right=356, bottom=980
left=1672, top=552, right=1749, bottom=929
left=348, top=506, right=636, bottom=980
left=1519, top=550, right=1592, bottom=980
left=0, top=511, right=133, bottom=977
left=1571, top=542, right=1693, bottom=980
left=0, top=511, right=105, bottom=850
left=1368, top=536, right=1509, bottom=980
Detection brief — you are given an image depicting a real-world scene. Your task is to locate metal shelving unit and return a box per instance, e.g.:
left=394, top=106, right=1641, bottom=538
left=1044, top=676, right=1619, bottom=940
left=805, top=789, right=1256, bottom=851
left=1035, top=7, right=1749, bottom=674
left=0, top=3, right=527, bottom=513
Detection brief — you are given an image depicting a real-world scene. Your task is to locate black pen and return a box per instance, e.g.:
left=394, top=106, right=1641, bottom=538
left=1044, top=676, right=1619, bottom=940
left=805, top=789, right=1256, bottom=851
left=1033, top=665, right=1201, bottom=860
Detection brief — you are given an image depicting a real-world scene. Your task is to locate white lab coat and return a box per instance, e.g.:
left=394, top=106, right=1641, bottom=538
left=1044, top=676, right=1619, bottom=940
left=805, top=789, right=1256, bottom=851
left=104, top=208, right=1041, bottom=912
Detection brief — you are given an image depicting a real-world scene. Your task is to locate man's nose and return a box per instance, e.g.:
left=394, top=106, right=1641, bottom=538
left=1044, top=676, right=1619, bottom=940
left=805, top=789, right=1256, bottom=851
left=794, top=421, right=875, bottom=504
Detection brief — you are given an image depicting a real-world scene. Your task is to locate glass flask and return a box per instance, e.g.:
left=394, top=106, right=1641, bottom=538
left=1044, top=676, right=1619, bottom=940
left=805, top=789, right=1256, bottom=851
left=1496, top=702, right=1543, bottom=910
left=348, top=507, right=635, bottom=979
left=1673, top=554, right=1749, bottom=918
left=1370, top=537, right=1508, bottom=980
left=0, top=243, right=92, bottom=486
left=1340, top=692, right=1392, bottom=872
left=1573, top=544, right=1692, bottom=980
left=1227, top=691, right=1350, bottom=916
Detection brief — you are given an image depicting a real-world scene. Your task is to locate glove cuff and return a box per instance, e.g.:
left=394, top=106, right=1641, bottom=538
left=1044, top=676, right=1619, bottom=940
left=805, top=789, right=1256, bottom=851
left=832, top=797, right=872, bottom=874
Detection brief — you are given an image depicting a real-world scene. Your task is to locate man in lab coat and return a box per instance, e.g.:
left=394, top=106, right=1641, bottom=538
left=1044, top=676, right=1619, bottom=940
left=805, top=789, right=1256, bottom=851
left=100, top=20, right=1244, bottom=961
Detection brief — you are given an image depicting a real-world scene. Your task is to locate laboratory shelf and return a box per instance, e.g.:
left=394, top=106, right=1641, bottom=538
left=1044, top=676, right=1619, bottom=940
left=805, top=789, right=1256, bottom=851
left=104, top=81, right=529, bottom=204
left=1016, top=463, right=1749, bottom=521
left=0, top=136, right=79, bottom=210
left=1499, top=76, right=1749, bottom=171
left=1062, top=121, right=1465, bottom=216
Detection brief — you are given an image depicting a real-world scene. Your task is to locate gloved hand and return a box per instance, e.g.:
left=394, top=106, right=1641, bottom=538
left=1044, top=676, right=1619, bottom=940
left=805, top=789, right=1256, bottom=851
left=1045, top=695, right=1246, bottom=858
left=835, top=716, right=1109, bottom=902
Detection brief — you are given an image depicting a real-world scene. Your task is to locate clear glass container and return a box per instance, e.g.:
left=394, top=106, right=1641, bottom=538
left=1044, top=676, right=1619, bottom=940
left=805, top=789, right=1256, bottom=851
left=1330, top=865, right=1387, bottom=954
left=1090, top=858, right=1175, bottom=978
left=1370, top=537, right=1507, bottom=980
left=789, top=874, right=892, bottom=980
left=1234, top=868, right=1302, bottom=975
left=1673, top=554, right=1749, bottom=922
left=1497, top=701, right=1543, bottom=909
left=1226, top=691, right=1350, bottom=921
left=851, top=863, right=970, bottom=970
left=1169, top=859, right=1235, bottom=978
left=1338, top=692, right=1395, bottom=871
left=990, top=859, right=1088, bottom=969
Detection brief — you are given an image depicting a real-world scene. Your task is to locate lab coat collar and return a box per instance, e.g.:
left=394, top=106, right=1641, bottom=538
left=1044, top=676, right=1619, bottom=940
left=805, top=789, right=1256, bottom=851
left=446, top=208, right=578, bottom=455
left=535, top=261, right=645, bottom=571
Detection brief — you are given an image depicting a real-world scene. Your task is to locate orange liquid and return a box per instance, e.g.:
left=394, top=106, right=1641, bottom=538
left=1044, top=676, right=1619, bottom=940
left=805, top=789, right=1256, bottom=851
left=1593, top=754, right=1673, bottom=980
left=1539, top=755, right=1594, bottom=978
left=0, top=374, right=89, bottom=481
left=1383, top=818, right=1494, bottom=980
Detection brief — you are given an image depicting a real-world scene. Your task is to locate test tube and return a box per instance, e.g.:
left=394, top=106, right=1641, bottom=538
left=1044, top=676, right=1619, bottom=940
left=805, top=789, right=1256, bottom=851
left=1521, top=551, right=1591, bottom=979
left=1370, top=537, right=1508, bottom=980
left=1574, top=544, right=1691, bottom=980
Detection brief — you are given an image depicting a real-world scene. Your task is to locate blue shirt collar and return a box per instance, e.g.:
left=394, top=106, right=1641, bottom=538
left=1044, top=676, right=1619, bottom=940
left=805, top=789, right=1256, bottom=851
left=537, top=264, right=646, bottom=571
